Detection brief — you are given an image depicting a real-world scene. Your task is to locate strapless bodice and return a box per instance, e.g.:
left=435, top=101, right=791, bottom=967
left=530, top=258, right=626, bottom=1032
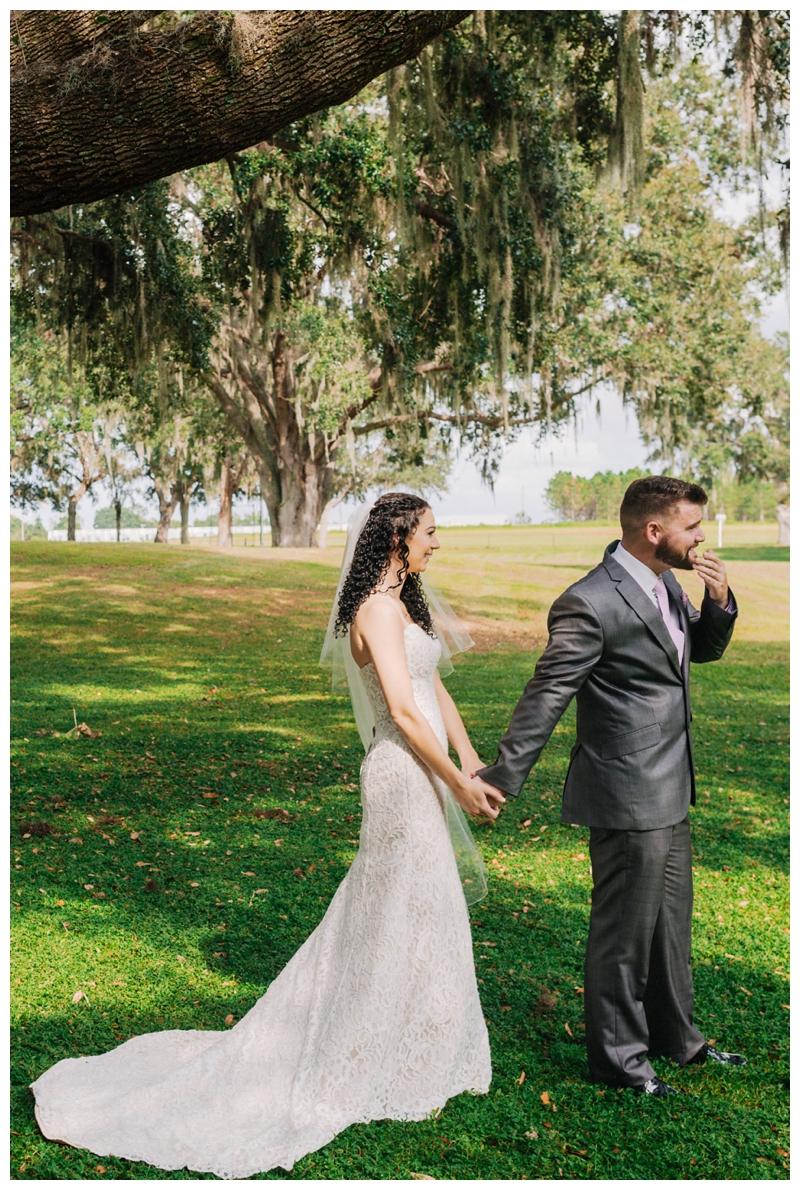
left=359, top=623, right=443, bottom=741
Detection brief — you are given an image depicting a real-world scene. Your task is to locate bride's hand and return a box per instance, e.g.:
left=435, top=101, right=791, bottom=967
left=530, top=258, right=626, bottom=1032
left=453, top=773, right=505, bottom=821
left=459, top=750, right=485, bottom=776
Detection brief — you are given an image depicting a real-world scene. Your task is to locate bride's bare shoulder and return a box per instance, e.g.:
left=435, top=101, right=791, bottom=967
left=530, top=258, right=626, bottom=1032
left=354, top=594, right=403, bottom=635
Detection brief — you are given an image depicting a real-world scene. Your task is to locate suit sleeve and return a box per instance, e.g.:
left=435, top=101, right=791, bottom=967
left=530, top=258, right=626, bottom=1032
left=686, top=587, right=737, bottom=664
left=477, top=589, right=603, bottom=798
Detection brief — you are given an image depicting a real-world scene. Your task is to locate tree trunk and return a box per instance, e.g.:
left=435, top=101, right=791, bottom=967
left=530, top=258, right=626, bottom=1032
left=180, top=492, right=190, bottom=544
left=317, top=491, right=350, bottom=549
left=67, top=499, right=78, bottom=541
left=66, top=477, right=89, bottom=541
left=114, top=497, right=122, bottom=542
left=776, top=502, right=790, bottom=546
left=153, top=478, right=179, bottom=543
left=217, top=462, right=234, bottom=548
left=12, top=10, right=468, bottom=216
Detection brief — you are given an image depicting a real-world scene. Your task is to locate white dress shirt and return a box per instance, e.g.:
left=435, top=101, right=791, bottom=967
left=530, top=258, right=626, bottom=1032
left=611, top=542, right=686, bottom=640
left=612, top=542, right=663, bottom=608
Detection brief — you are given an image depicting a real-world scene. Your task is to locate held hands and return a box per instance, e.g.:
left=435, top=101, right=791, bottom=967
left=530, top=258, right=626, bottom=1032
left=452, top=767, right=506, bottom=822
left=691, top=548, right=729, bottom=607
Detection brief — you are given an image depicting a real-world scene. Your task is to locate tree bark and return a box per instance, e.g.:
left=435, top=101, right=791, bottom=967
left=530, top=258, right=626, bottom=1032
left=12, top=10, right=469, bottom=216
left=317, top=491, right=350, bottom=549
left=217, top=462, right=234, bottom=548
left=180, top=490, right=191, bottom=545
left=11, top=10, right=157, bottom=72
left=153, top=478, right=179, bottom=543
left=776, top=502, right=790, bottom=546
left=67, top=496, right=79, bottom=541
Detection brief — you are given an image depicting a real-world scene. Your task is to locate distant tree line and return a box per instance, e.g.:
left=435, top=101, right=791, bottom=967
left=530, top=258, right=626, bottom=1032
left=546, top=469, right=783, bottom=523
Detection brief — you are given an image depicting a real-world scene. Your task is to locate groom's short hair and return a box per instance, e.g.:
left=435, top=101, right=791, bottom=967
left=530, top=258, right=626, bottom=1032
left=620, top=475, right=708, bottom=532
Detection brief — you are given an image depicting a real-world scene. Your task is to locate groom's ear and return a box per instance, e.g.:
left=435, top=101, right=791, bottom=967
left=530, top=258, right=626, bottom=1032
left=643, top=519, right=663, bottom=546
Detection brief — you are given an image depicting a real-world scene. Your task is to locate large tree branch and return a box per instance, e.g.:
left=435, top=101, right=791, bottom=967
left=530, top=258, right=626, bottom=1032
left=412, top=196, right=457, bottom=231
left=12, top=10, right=469, bottom=216
left=355, top=374, right=611, bottom=435
left=11, top=10, right=158, bottom=72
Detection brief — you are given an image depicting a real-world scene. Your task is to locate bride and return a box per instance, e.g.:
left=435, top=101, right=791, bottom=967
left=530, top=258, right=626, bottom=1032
left=31, top=491, right=505, bottom=1179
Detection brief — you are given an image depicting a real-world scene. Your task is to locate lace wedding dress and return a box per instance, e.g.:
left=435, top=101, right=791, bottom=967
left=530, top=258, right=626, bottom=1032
left=31, top=624, right=491, bottom=1179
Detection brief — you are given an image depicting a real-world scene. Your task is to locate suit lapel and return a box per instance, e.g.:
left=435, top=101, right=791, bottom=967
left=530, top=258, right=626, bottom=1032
left=602, top=547, right=684, bottom=679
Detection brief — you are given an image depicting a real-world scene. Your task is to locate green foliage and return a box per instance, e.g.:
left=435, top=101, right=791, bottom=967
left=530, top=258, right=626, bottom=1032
left=11, top=323, right=108, bottom=512
left=93, top=506, right=154, bottom=529
left=10, top=516, right=48, bottom=541
left=8, top=15, right=789, bottom=539
left=11, top=539, right=788, bottom=1179
left=545, top=469, right=649, bottom=522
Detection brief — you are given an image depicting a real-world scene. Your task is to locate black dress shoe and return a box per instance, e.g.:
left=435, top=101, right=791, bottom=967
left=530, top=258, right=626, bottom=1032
left=685, top=1042, right=747, bottom=1067
left=631, top=1076, right=679, bottom=1097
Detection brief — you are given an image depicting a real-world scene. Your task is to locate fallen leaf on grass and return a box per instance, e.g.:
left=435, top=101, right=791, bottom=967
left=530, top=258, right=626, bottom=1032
left=243, top=871, right=257, bottom=877
left=135, top=861, right=150, bottom=867
left=525, top=1129, right=538, bottom=1140
left=739, top=986, right=753, bottom=996
left=517, top=1071, right=526, bottom=1085
left=409, top=1175, right=435, bottom=1181
left=571, top=854, right=586, bottom=861
left=564, top=1022, right=574, bottom=1037
left=55, top=899, right=65, bottom=906
left=130, top=831, right=141, bottom=842
left=292, top=868, right=305, bottom=879
left=69, top=837, right=83, bottom=844
left=72, top=990, right=89, bottom=1004
left=540, top=1091, right=551, bottom=1105
left=95, top=1167, right=106, bottom=1174
left=225, top=1014, right=235, bottom=1026
left=189, top=881, right=200, bottom=887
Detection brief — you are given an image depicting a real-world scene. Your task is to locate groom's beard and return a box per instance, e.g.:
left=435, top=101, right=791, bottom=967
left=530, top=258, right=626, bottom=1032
left=654, top=533, right=696, bottom=571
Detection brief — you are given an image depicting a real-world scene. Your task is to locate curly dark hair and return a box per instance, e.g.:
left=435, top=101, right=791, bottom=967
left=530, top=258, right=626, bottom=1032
left=333, top=492, right=436, bottom=638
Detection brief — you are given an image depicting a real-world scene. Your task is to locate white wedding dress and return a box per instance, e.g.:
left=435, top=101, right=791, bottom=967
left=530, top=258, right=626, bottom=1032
left=31, top=624, right=491, bottom=1179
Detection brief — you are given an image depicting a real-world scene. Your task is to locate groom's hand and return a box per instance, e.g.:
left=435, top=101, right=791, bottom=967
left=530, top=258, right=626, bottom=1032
left=470, top=774, right=507, bottom=814
left=692, top=548, right=729, bottom=607
left=455, top=774, right=505, bottom=821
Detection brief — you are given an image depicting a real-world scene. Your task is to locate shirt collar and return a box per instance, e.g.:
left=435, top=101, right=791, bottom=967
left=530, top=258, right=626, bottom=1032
left=612, top=541, right=662, bottom=598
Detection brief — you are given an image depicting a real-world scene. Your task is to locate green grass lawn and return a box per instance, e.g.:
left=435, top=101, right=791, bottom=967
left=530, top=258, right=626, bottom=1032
left=11, top=536, right=789, bottom=1180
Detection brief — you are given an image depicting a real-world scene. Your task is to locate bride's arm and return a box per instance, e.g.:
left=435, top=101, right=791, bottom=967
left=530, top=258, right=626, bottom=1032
left=433, top=670, right=484, bottom=775
left=356, top=600, right=503, bottom=820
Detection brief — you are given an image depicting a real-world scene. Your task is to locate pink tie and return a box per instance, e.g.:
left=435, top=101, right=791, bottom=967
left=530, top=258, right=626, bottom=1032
left=654, top=576, right=685, bottom=666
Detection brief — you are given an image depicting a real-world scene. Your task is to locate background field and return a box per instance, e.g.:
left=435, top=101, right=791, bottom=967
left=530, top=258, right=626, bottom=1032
left=11, top=524, right=789, bottom=1180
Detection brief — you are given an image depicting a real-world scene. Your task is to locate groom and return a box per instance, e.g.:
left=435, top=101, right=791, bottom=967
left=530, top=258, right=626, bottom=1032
left=475, top=476, right=746, bottom=1095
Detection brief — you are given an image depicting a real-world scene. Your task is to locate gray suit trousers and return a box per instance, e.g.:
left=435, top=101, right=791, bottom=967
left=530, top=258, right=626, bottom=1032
left=584, top=816, right=705, bottom=1086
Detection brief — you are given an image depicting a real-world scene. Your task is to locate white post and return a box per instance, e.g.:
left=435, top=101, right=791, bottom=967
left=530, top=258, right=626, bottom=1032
left=715, top=512, right=727, bottom=549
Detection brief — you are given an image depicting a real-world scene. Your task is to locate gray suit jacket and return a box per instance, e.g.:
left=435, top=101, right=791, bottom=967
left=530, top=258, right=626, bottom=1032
left=478, top=542, right=737, bottom=830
